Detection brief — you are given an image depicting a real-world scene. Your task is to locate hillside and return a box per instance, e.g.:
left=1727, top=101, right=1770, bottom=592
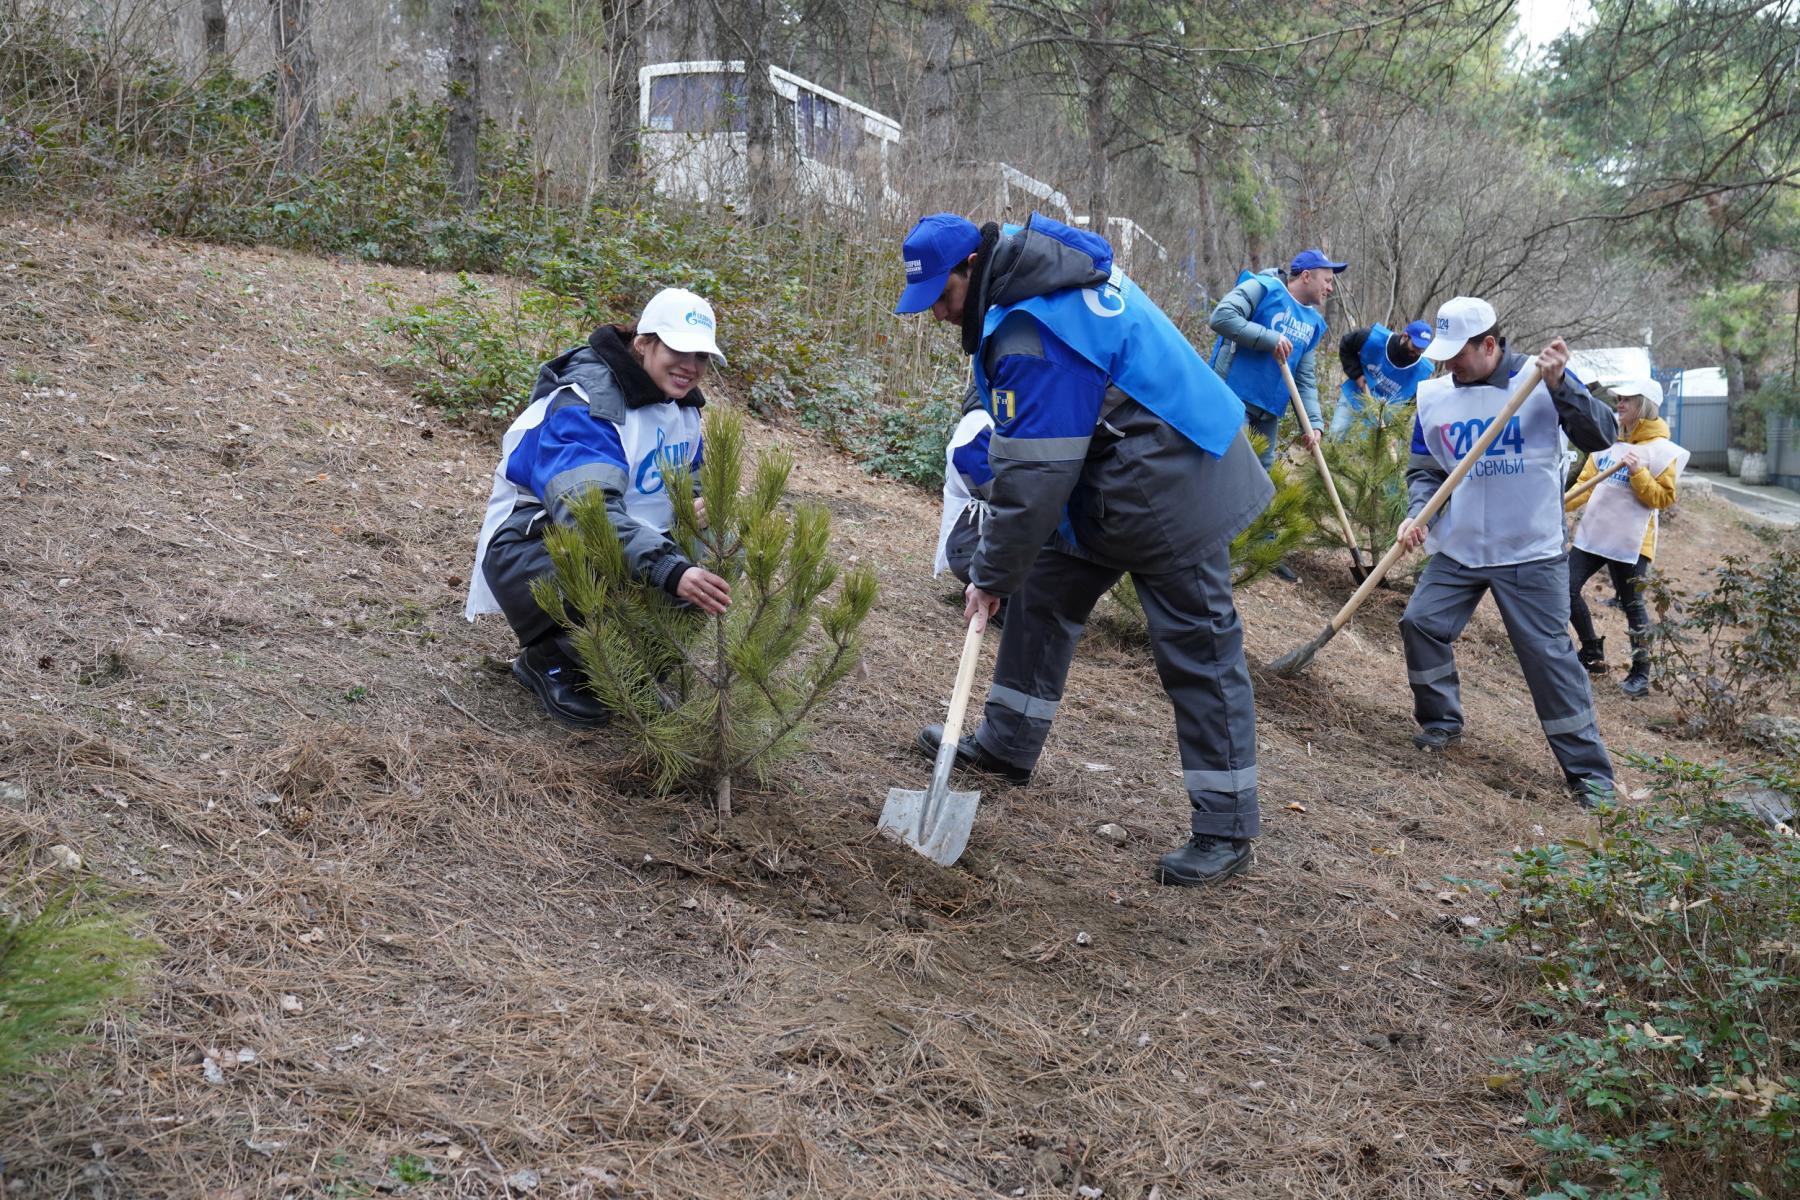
left=0, top=217, right=1777, bottom=1200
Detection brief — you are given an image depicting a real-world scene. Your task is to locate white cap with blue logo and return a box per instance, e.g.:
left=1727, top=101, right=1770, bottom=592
left=1420, top=296, right=1498, bottom=363
left=638, top=287, right=726, bottom=364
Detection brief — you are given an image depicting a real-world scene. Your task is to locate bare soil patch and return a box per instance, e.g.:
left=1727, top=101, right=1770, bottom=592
left=0, top=217, right=1777, bottom=1198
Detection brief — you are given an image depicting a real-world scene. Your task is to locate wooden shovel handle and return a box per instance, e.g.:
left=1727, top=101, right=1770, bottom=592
left=941, top=616, right=986, bottom=752
left=1323, top=365, right=1546, bottom=634
left=1563, top=462, right=1614, bottom=506
left=1279, top=359, right=1360, bottom=559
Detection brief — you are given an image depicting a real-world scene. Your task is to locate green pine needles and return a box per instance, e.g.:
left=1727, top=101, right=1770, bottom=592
left=1231, top=431, right=1314, bottom=586
left=1307, top=398, right=1413, bottom=567
left=0, top=864, right=158, bottom=1080
left=532, top=407, right=879, bottom=820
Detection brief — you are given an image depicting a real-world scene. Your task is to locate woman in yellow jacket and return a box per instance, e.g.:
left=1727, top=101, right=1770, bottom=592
left=1564, top=379, right=1689, bottom=697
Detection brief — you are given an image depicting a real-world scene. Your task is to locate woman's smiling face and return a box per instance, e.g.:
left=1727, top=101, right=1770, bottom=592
left=636, top=336, right=709, bottom=399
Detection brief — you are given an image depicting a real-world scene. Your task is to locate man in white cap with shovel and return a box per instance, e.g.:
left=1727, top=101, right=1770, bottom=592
left=1394, top=296, right=1619, bottom=804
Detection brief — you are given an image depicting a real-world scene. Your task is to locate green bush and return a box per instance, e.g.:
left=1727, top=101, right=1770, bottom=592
left=378, top=274, right=584, bottom=420
left=1644, top=543, right=1800, bottom=743
left=1, top=860, right=159, bottom=1080
left=1468, top=757, right=1800, bottom=1199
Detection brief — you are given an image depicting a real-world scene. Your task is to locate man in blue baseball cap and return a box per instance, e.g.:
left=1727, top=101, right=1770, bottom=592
left=1207, top=247, right=1345, bottom=580
left=894, top=213, right=984, bottom=315
left=1329, top=316, right=1436, bottom=437
left=893, top=210, right=1275, bottom=890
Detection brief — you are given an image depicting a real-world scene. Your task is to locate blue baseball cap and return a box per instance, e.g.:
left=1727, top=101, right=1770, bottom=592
left=895, top=213, right=982, bottom=314
left=1402, top=319, right=1433, bottom=349
left=1289, top=248, right=1348, bottom=275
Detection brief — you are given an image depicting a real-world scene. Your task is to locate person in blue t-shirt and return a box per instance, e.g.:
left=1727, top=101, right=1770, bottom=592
left=1331, top=318, right=1435, bottom=438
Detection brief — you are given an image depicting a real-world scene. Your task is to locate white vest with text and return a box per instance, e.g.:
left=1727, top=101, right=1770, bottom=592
left=1572, top=437, right=1689, bottom=564
left=1413, top=369, right=1565, bottom=567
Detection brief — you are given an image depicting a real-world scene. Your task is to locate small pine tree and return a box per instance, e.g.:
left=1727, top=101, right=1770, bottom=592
left=533, top=407, right=879, bottom=820
left=1230, top=432, right=1314, bottom=586
left=1, top=862, right=159, bottom=1080
left=1305, top=398, right=1413, bottom=568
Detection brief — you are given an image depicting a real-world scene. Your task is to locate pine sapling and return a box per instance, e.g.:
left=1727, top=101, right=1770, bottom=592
left=533, top=407, right=878, bottom=820
left=1, top=861, right=158, bottom=1080
left=1231, top=432, right=1314, bottom=585
left=1306, top=398, right=1412, bottom=569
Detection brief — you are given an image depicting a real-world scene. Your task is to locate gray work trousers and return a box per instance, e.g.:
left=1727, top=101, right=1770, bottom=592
left=1399, top=553, right=1614, bottom=790
left=975, top=546, right=1261, bottom=839
left=483, top=505, right=559, bottom=649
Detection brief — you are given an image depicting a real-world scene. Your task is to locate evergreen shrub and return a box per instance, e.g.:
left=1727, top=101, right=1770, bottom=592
left=1644, top=542, right=1800, bottom=743
left=1, top=861, right=158, bottom=1080
left=532, top=407, right=878, bottom=819
left=1466, top=756, right=1800, bottom=1200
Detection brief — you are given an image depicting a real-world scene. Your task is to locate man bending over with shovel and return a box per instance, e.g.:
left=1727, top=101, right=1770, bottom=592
left=895, top=212, right=1274, bottom=887
left=1394, top=297, right=1618, bottom=805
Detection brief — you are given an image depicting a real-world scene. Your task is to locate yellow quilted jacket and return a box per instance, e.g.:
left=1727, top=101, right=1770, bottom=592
left=1564, top=417, right=1679, bottom=560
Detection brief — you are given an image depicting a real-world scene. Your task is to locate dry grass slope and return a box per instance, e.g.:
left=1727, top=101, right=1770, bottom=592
left=0, top=217, right=1775, bottom=1198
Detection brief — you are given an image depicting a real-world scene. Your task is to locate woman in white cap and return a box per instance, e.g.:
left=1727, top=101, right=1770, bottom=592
left=1563, top=379, right=1688, bottom=698
left=463, top=287, right=732, bottom=728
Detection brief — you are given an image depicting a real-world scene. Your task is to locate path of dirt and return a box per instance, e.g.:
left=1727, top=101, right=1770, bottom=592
left=0, top=217, right=1780, bottom=1199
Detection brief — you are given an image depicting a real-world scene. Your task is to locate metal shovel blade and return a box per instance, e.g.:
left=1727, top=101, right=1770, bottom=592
left=878, top=784, right=981, bottom=867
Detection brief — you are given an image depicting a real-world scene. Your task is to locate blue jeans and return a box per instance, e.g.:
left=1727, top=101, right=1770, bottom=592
left=1245, top=403, right=1281, bottom=470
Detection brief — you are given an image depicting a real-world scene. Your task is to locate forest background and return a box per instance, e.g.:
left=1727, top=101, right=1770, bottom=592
left=4, top=0, right=1799, bottom=438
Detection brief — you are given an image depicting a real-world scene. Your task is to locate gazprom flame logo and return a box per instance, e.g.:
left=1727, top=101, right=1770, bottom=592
left=635, top=427, right=693, bottom=494
left=1082, top=284, right=1126, bottom=318
left=684, top=310, right=714, bottom=330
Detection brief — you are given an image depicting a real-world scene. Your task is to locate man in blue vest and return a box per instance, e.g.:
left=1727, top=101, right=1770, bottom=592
left=894, top=211, right=1273, bottom=888
left=1208, top=249, right=1344, bottom=580
left=1331, top=318, right=1435, bottom=437
left=1208, top=249, right=1343, bottom=466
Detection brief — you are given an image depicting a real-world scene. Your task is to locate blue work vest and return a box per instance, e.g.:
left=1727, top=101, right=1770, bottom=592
left=975, top=226, right=1246, bottom=459
left=1345, top=323, right=1433, bottom=411
left=1213, top=270, right=1325, bottom=415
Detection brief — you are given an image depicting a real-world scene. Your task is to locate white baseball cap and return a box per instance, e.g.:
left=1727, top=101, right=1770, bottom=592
left=1421, top=296, right=1497, bottom=363
left=1612, top=377, right=1663, bottom=417
left=638, top=288, right=727, bottom=364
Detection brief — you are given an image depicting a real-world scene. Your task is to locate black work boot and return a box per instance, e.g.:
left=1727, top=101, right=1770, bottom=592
left=1620, top=649, right=1651, bottom=698
left=1411, top=726, right=1462, bottom=752
left=1155, top=835, right=1252, bottom=887
left=512, top=639, right=610, bottom=729
left=1577, top=638, right=1608, bottom=676
left=914, top=724, right=1032, bottom=785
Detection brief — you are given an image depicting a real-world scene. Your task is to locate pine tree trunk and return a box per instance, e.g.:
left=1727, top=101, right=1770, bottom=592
left=447, top=0, right=482, bottom=211
left=713, top=611, right=731, bottom=823
left=270, top=0, right=319, bottom=178
left=202, top=0, right=227, bottom=64
left=715, top=773, right=732, bottom=825
left=737, top=0, right=779, bottom=216
left=906, top=0, right=955, bottom=198
left=606, top=0, right=643, bottom=181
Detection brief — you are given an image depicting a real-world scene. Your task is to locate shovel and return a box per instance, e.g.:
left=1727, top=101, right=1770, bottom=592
left=1270, top=365, right=1544, bottom=677
left=878, top=615, right=986, bottom=866
left=1279, top=359, right=1369, bottom=582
